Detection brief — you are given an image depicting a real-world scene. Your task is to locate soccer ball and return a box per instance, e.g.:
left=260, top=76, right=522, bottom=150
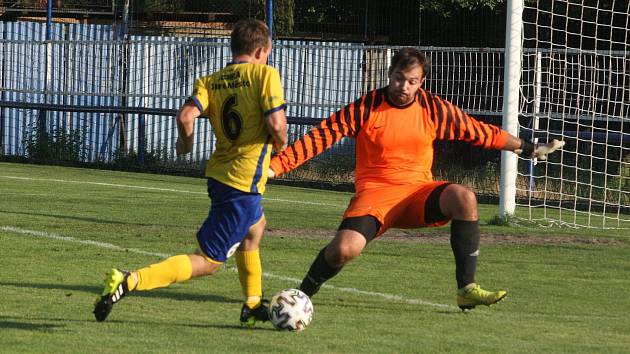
left=268, top=288, right=314, bottom=331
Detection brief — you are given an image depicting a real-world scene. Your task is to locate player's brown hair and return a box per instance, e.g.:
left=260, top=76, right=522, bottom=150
left=231, top=19, right=271, bottom=56
left=389, top=48, right=431, bottom=78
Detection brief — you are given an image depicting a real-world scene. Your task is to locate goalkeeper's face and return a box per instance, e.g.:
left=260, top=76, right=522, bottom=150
left=387, top=64, right=425, bottom=106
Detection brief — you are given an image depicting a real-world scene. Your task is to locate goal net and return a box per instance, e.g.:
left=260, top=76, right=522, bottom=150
left=517, top=0, right=629, bottom=228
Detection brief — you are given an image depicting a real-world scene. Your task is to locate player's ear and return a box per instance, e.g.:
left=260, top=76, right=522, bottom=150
left=253, top=46, right=264, bottom=60
left=387, top=67, right=395, bottom=82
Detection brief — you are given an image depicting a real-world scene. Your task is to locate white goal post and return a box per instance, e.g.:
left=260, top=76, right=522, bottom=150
left=500, top=0, right=629, bottom=229
left=499, top=0, right=523, bottom=218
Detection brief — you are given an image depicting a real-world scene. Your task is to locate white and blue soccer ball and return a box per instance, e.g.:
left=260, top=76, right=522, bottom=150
left=268, top=288, right=314, bottom=331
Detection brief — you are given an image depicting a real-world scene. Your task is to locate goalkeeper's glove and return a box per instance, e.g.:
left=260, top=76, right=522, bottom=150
left=515, top=139, right=565, bottom=160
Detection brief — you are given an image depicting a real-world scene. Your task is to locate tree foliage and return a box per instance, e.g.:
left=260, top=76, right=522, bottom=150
left=419, top=0, right=504, bottom=16
left=294, top=0, right=357, bottom=24
left=269, top=0, right=295, bottom=36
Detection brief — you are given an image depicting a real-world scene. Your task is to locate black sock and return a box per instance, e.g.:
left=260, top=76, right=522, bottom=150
left=299, top=247, right=342, bottom=297
left=450, top=219, right=480, bottom=289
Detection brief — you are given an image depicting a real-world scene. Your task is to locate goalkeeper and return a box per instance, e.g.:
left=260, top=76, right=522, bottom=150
left=93, top=19, right=287, bottom=325
left=269, top=48, right=563, bottom=310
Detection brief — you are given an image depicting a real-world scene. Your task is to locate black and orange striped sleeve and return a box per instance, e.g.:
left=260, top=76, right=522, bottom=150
left=270, top=90, right=378, bottom=176
left=419, top=89, right=509, bottom=149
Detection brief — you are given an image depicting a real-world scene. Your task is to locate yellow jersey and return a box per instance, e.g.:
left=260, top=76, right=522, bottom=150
left=191, top=62, right=286, bottom=194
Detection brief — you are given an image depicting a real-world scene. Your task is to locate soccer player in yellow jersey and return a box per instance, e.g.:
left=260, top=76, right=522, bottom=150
left=93, top=19, right=288, bottom=326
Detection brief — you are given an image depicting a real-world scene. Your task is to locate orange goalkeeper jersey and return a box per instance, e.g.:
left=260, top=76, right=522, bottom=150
left=270, top=88, right=509, bottom=193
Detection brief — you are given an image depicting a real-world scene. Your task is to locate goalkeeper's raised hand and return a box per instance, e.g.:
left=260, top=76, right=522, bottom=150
left=516, top=139, right=565, bottom=160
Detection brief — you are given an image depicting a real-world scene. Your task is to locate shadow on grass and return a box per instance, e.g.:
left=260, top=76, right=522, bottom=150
left=0, top=281, right=239, bottom=304
left=0, top=315, right=277, bottom=331
left=0, top=319, right=63, bottom=331
left=184, top=322, right=277, bottom=332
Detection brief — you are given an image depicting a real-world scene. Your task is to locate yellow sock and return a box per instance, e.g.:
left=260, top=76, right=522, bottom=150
left=133, top=255, right=193, bottom=291
left=235, top=249, right=263, bottom=308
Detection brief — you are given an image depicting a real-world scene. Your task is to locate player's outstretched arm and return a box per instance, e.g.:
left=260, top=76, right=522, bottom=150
left=176, top=100, right=201, bottom=156
left=424, top=92, right=564, bottom=159
left=269, top=92, right=373, bottom=178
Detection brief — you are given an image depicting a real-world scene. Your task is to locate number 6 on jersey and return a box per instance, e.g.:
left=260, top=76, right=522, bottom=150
left=221, top=94, right=242, bottom=141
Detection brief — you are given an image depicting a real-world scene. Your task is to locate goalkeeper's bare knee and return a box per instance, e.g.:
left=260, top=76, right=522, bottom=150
left=326, top=230, right=367, bottom=267
left=440, top=184, right=478, bottom=220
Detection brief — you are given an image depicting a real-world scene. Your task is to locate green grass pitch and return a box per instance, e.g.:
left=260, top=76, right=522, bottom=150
left=1, top=162, right=629, bottom=353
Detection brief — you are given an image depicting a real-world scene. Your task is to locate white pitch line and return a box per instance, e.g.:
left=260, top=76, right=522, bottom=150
left=0, top=175, right=208, bottom=195
left=0, top=175, right=343, bottom=208
left=258, top=271, right=453, bottom=309
left=0, top=225, right=170, bottom=259
left=0, top=225, right=454, bottom=310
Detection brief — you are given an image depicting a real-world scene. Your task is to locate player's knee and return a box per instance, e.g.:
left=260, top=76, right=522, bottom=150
left=201, top=261, right=222, bottom=276
left=448, top=185, right=476, bottom=206
left=191, top=253, right=223, bottom=277
left=326, top=244, right=361, bottom=268
left=443, top=185, right=478, bottom=218
left=460, top=188, right=477, bottom=210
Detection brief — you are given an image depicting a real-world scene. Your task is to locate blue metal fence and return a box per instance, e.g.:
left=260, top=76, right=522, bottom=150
left=0, top=21, right=513, bottom=165
left=0, top=21, right=369, bottom=166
